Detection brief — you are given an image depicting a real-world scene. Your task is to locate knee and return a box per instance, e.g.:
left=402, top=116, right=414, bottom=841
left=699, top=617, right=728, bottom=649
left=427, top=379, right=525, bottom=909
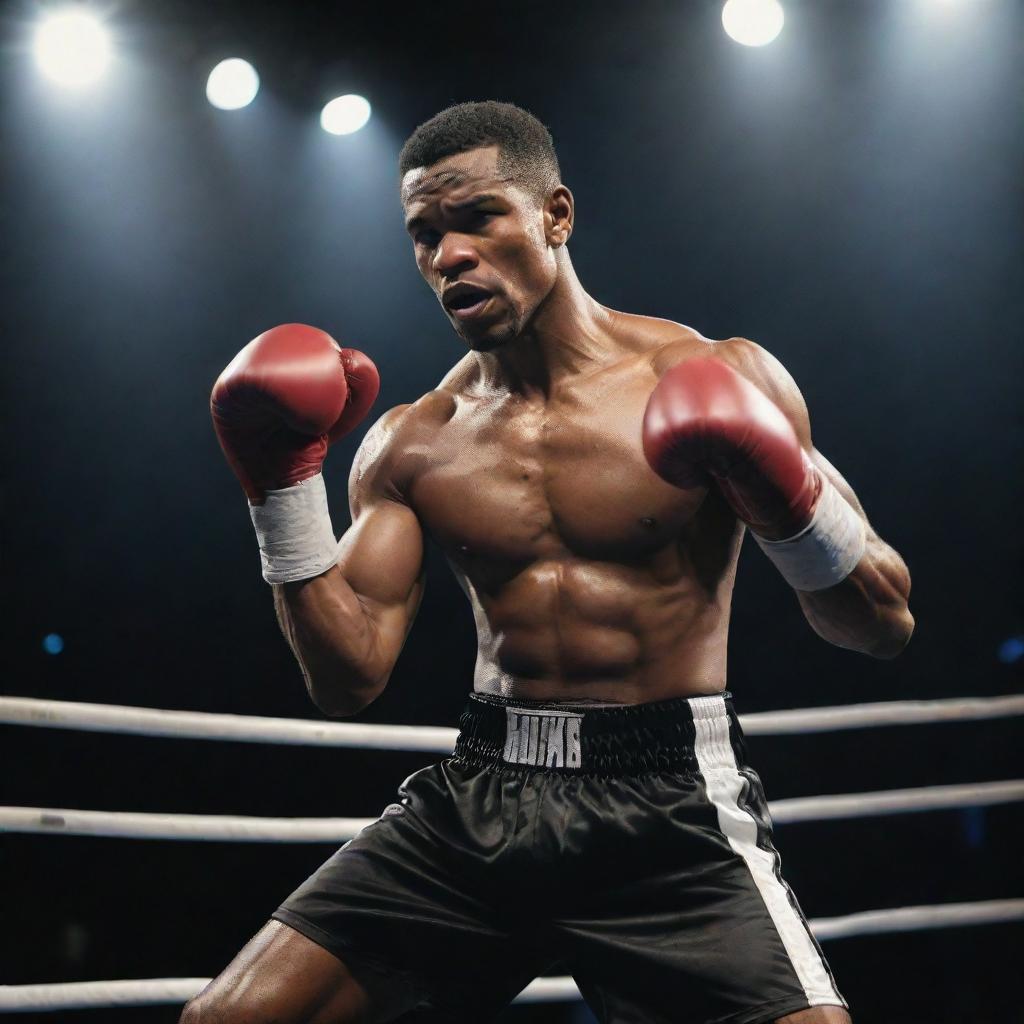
left=178, top=994, right=204, bottom=1024
left=179, top=991, right=219, bottom=1024
left=179, top=989, right=259, bottom=1024
left=179, top=982, right=370, bottom=1024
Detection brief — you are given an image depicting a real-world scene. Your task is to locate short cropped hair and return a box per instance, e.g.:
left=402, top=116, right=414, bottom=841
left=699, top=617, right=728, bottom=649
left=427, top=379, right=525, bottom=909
left=399, top=100, right=561, bottom=203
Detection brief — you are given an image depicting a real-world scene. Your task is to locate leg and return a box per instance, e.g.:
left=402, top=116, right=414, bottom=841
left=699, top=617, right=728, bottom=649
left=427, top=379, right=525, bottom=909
left=179, top=920, right=421, bottom=1024
left=777, top=1009, right=852, bottom=1024
left=182, top=761, right=550, bottom=1023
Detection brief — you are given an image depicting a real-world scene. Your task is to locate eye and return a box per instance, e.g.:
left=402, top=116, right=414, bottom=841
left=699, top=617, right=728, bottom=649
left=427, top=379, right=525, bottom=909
left=414, top=228, right=441, bottom=248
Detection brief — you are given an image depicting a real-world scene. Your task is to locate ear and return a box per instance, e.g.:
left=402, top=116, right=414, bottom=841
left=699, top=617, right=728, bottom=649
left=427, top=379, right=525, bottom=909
left=544, top=185, right=574, bottom=248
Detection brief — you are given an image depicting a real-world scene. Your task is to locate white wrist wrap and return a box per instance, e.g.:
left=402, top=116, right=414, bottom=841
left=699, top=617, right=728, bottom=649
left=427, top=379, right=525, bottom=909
left=753, top=476, right=866, bottom=592
left=248, top=473, right=340, bottom=584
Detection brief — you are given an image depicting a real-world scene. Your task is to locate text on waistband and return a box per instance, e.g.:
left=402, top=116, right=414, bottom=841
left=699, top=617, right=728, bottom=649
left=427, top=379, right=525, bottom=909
left=503, top=708, right=583, bottom=768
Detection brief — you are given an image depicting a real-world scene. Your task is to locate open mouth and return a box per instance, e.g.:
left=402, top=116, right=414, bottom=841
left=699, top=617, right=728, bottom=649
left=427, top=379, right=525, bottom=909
left=443, top=284, right=494, bottom=319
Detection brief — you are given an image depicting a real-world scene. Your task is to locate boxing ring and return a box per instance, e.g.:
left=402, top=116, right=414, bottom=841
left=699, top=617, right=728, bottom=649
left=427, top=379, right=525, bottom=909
left=2, top=693, right=1021, bottom=1013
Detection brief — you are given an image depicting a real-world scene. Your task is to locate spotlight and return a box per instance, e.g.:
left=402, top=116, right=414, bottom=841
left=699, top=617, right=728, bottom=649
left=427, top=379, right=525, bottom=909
left=33, top=8, right=111, bottom=87
left=206, top=58, right=260, bottom=111
left=320, top=94, right=372, bottom=136
left=42, top=633, right=65, bottom=655
left=721, top=0, right=785, bottom=47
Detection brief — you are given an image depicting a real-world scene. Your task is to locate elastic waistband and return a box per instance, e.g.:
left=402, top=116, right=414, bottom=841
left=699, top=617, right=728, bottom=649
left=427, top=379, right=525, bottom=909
left=452, top=691, right=742, bottom=775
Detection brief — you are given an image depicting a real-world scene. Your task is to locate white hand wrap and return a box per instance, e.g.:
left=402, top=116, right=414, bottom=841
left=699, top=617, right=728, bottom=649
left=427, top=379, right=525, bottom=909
left=753, top=476, right=866, bottom=592
left=248, top=473, right=340, bottom=584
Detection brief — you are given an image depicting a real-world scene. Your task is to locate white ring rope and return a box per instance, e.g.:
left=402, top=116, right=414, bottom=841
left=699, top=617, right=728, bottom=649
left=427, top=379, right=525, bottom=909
left=1, top=693, right=1021, bottom=750
left=0, top=979, right=208, bottom=1013
left=0, top=807, right=377, bottom=842
left=2, top=780, right=1020, bottom=842
left=809, top=898, right=1024, bottom=940
left=740, top=694, right=1024, bottom=735
left=1, top=899, right=1021, bottom=1012
left=0, top=697, right=458, bottom=752
left=769, top=779, right=1024, bottom=823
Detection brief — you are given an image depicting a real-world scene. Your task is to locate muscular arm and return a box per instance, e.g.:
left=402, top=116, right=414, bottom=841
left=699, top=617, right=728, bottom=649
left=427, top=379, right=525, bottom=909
left=273, top=406, right=426, bottom=715
left=796, top=450, right=914, bottom=658
left=711, top=338, right=914, bottom=659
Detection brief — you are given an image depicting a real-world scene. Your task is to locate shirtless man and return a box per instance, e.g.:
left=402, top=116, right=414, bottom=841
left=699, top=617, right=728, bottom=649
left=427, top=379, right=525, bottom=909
left=194, top=101, right=913, bottom=1024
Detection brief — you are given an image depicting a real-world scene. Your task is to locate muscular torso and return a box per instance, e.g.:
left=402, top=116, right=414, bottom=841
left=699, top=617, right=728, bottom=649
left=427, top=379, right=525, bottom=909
left=390, top=315, right=745, bottom=703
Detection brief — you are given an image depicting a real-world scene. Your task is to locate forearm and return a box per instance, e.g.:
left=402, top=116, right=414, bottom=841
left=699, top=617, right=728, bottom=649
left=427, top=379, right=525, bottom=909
left=273, top=565, right=386, bottom=716
left=796, top=536, right=914, bottom=658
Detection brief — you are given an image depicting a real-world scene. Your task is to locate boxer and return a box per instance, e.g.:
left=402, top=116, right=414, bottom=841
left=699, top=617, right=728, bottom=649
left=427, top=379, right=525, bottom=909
left=188, top=101, right=913, bottom=1024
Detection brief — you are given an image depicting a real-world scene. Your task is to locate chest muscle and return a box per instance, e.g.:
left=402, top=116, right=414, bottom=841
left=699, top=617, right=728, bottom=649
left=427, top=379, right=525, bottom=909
left=409, top=385, right=701, bottom=566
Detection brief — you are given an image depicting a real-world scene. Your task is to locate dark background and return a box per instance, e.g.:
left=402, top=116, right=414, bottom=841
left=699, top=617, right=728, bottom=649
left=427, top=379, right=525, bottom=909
left=2, top=1, right=1021, bottom=1021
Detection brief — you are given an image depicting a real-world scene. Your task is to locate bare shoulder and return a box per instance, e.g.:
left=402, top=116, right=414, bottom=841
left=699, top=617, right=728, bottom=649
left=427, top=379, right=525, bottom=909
left=709, top=337, right=803, bottom=408
left=435, top=351, right=480, bottom=394
left=608, top=310, right=793, bottom=394
left=348, top=389, right=457, bottom=505
left=649, top=332, right=813, bottom=446
left=598, top=309, right=812, bottom=437
left=716, top=337, right=812, bottom=443
left=608, top=309, right=710, bottom=368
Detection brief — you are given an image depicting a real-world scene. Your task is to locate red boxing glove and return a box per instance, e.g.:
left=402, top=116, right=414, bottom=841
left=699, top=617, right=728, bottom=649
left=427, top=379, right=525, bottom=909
left=642, top=357, right=820, bottom=539
left=211, top=324, right=380, bottom=504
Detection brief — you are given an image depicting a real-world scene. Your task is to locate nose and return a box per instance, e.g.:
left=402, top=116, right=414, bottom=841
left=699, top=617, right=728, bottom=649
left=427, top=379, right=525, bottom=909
left=432, top=232, right=478, bottom=279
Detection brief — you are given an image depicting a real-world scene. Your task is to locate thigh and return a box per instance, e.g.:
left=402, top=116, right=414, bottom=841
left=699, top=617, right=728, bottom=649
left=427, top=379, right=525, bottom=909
left=183, top=919, right=420, bottom=1024
left=776, top=1009, right=852, bottom=1024
left=273, top=762, right=553, bottom=1020
left=557, top=768, right=846, bottom=1024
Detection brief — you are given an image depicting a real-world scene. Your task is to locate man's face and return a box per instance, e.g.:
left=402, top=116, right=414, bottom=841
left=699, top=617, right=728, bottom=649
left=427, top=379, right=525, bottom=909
left=401, top=146, right=560, bottom=351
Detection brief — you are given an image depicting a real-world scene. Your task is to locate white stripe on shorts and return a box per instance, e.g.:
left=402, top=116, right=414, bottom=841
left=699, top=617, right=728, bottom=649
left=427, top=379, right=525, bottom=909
left=690, top=694, right=843, bottom=1008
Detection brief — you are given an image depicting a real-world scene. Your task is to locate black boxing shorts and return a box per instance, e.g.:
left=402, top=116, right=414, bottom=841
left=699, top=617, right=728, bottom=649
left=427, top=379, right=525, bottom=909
left=272, top=691, right=847, bottom=1023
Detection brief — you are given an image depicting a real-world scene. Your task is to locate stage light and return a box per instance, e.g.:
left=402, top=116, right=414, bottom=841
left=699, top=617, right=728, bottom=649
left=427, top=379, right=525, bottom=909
left=42, top=633, right=65, bottom=655
left=206, top=58, right=260, bottom=111
left=320, top=94, right=372, bottom=136
left=33, top=8, right=111, bottom=87
left=722, top=0, right=785, bottom=47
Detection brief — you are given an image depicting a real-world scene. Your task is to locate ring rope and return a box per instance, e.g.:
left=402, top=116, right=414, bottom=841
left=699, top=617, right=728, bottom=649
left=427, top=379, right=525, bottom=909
left=1, top=899, right=1021, bottom=1012
left=0, top=807, right=376, bottom=842
left=740, top=693, right=1024, bottom=735
left=2, top=780, right=1020, bottom=842
left=1, top=694, right=1021, bottom=750
left=809, top=898, right=1024, bottom=940
left=769, top=779, right=1024, bottom=823
left=0, top=697, right=458, bottom=752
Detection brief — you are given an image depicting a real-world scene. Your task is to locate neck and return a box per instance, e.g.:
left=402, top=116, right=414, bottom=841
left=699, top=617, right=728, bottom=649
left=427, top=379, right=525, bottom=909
left=474, top=252, right=612, bottom=398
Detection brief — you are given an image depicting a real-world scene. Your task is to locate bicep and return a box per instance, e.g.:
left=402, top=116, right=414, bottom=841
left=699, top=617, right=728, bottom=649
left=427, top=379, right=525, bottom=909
left=334, top=495, right=426, bottom=677
left=338, top=496, right=426, bottom=615
left=338, top=404, right=427, bottom=652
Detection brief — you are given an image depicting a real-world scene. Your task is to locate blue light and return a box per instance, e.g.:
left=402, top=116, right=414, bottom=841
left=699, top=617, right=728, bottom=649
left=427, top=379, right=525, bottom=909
left=997, top=636, right=1024, bottom=664
left=43, top=633, right=64, bottom=655
left=962, top=807, right=986, bottom=849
